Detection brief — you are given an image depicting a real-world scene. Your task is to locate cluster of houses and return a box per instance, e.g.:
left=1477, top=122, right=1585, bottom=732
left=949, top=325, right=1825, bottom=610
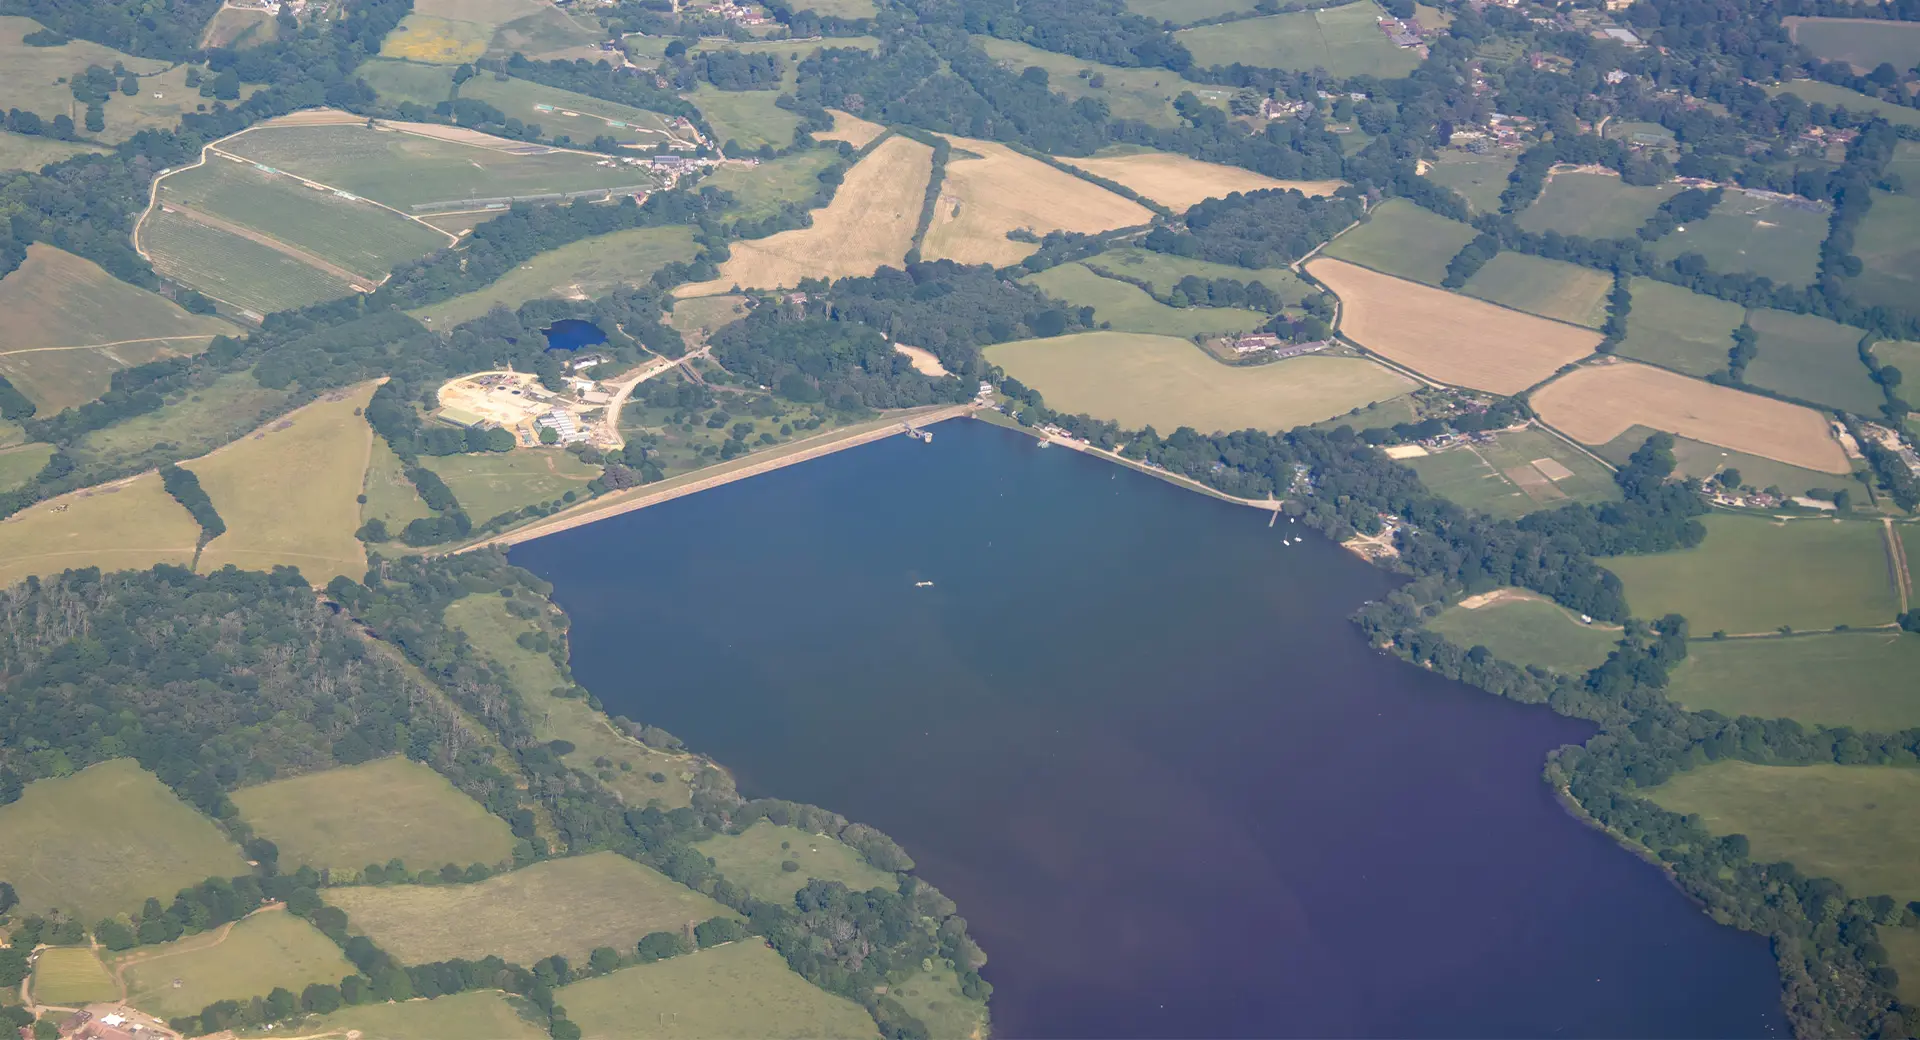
left=41, top=1006, right=178, bottom=1040
left=1376, top=17, right=1425, bottom=48
left=1861, top=422, right=1920, bottom=476
left=686, top=0, right=771, bottom=25
left=1447, top=111, right=1531, bottom=148
left=1220, top=333, right=1336, bottom=360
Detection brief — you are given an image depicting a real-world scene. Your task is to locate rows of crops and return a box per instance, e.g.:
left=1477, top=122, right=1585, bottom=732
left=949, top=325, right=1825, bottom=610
left=141, top=209, right=358, bottom=317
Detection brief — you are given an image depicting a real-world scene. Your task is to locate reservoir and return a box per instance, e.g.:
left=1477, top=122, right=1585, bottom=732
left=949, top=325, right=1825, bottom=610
left=514, top=419, right=1784, bottom=1038
left=541, top=318, right=607, bottom=351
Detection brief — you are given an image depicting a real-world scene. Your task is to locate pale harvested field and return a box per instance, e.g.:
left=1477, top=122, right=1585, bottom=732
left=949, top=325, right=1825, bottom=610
left=676, top=135, right=932, bottom=296
left=1307, top=258, right=1600, bottom=394
left=0, top=472, right=200, bottom=589
left=186, top=383, right=379, bottom=583
left=924, top=136, right=1151, bottom=266
left=815, top=109, right=886, bottom=147
left=1532, top=362, right=1850, bottom=474
left=894, top=343, right=950, bottom=376
left=1061, top=151, right=1344, bottom=210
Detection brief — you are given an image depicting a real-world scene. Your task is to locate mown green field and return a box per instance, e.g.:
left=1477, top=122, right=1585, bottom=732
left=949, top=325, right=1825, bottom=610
left=0, top=759, right=249, bottom=921
left=1786, top=16, right=1920, bottom=72
left=412, top=224, right=698, bottom=328
left=1318, top=198, right=1476, bottom=285
left=457, top=74, right=693, bottom=148
left=973, top=37, right=1227, bottom=127
left=222, top=124, right=658, bottom=211
left=1423, top=150, right=1518, bottom=213
left=354, top=57, right=457, bottom=107
left=704, top=149, right=839, bottom=223
left=1593, top=424, right=1845, bottom=499
left=1314, top=394, right=1421, bottom=432
left=1460, top=253, right=1612, bottom=328
left=1515, top=173, right=1677, bottom=238
left=157, top=158, right=450, bottom=281
left=1021, top=263, right=1270, bottom=338
left=0, top=131, right=104, bottom=173
left=1647, top=191, right=1828, bottom=287
left=443, top=594, right=696, bottom=810
left=1648, top=761, right=1920, bottom=905
left=254, top=989, right=550, bottom=1040
left=985, top=331, right=1418, bottom=435
left=1616, top=277, right=1745, bottom=377
left=1771, top=80, right=1920, bottom=128
left=1175, top=2, right=1420, bottom=78
left=890, top=963, right=991, bottom=1040
left=231, top=757, right=518, bottom=873
left=702, top=823, right=896, bottom=904
left=419, top=448, right=601, bottom=524
left=0, top=443, right=53, bottom=492
left=1601, top=514, right=1899, bottom=634
left=0, top=15, right=168, bottom=124
left=558, top=941, right=880, bottom=1040
left=140, top=207, right=359, bottom=317
left=30, top=947, right=118, bottom=1006
left=690, top=83, right=802, bottom=153
left=1744, top=307, right=1883, bottom=413
left=324, top=851, right=733, bottom=965
left=1082, top=246, right=1311, bottom=304
left=73, top=370, right=290, bottom=472
left=1666, top=632, right=1920, bottom=730
left=1424, top=593, right=1619, bottom=674
left=1844, top=189, right=1920, bottom=312
left=361, top=435, right=435, bottom=535
left=1401, top=427, right=1619, bottom=518
left=793, top=0, right=879, bottom=16
left=117, top=911, right=358, bottom=1021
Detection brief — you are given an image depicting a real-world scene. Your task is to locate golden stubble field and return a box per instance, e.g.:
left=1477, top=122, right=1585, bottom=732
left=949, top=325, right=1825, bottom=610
left=0, top=471, right=201, bottom=589
left=923, top=136, right=1152, bottom=266
left=814, top=108, right=886, bottom=147
left=1060, top=150, right=1345, bottom=210
left=1306, top=257, right=1601, bottom=394
left=677, top=135, right=933, bottom=296
left=1531, top=361, right=1852, bottom=473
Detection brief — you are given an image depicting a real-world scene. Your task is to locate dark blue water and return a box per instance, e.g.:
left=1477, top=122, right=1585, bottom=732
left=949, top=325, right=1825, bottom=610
left=541, top=318, right=607, bottom=351
left=513, top=419, right=1785, bottom=1039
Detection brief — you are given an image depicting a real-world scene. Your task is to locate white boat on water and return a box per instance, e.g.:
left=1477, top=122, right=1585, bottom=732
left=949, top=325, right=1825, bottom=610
left=914, top=580, right=934, bottom=588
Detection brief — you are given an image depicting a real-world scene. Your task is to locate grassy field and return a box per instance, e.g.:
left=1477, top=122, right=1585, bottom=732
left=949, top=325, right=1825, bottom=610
left=1021, top=264, right=1269, bottom=337
left=73, top=370, right=290, bottom=471
left=0, top=759, right=248, bottom=921
left=231, top=757, right=517, bottom=873
left=1425, top=592, right=1619, bottom=675
left=1601, top=514, right=1899, bottom=633
left=1769, top=79, right=1920, bottom=128
left=1889, top=929, right=1920, bottom=1007
left=1315, top=394, right=1421, bottom=432
left=1175, top=2, right=1421, bottom=78
left=1081, top=247, right=1311, bottom=304
left=1874, top=339, right=1920, bottom=388
left=701, top=823, right=896, bottom=904
left=410, top=225, right=699, bottom=328
left=1648, top=761, right=1920, bottom=905
left=457, top=74, right=695, bottom=149
left=0, top=131, right=104, bottom=173
left=419, top=448, right=600, bottom=524
left=1665, top=632, right=1920, bottom=730
left=704, top=149, right=839, bottom=223
left=1459, top=253, right=1612, bottom=328
left=926, top=135, right=1150, bottom=266
left=558, top=941, right=878, bottom=1040
left=383, top=14, right=491, bottom=63
left=324, top=851, right=733, bottom=965
left=355, top=58, right=458, bottom=107
left=1057, top=150, right=1341, bottom=211
left=1843, top=189, right=1920, bottom=311
left=890, top=963, right=990, bottom=1040
left=815, top=109, right=886, bottom=148
left=690, top=83, right=802, bottom=152
left=201, top=5, right=277, bottom=47
left=1647, top=191, right=1827, bottom=287
left=1532, top=362, right=1851, bottom=474
left=985, top=331, right=1416, bottom=434
left=1308, top=258, right=1600, bottom=393
left=186, top=383, right=378, bottom=584
left=974, top=37, right=1228, bottom=127
left=679, top=135, right=931, bottom=294
left=1125, top=0, right=1258, bottom=23
left=1515, top=172, right=1678, bottom=238
left=361, top=435, right=436, bottom=534
left=0, top=472, right=202, bottom=590
left=1594, top=424, right=1844, bottom=499
left=443, top=595, right=696, bottom=810
left=0, top=443, right=52, bottom=492
left=1318, top=198, right=1476, bottom=286
left=157, top=157, right=450, bottom=281
left=670, top=294, right=750, bottom=344
left=222, top=124, right=659, bottom=212
left=259, top=989, right=549, bottom=1040
left=793, top=0, right=879, bottom=16
left=1423, top=149, right=1519, bottom=214
left=117, top=911, right=358, bottom=1021
left=1744, top=307, right=1883, bottom=413
left=0, top=16, right=167, bottom=122
left=30, top=947, right=117, bottom=1006
left=0, top=244, right=235, bottom=412
left=1400, top=427, right=1619, bottom=518
left=1616, top=277, right=1746, bottom=377
left=1785, top=16, right=1920, bottom=71
left=140, top=207, right=359, bottom=317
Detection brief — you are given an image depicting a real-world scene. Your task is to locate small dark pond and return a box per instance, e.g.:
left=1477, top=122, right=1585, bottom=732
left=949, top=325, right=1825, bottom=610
left=541, top=318, right=607, bottom=351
